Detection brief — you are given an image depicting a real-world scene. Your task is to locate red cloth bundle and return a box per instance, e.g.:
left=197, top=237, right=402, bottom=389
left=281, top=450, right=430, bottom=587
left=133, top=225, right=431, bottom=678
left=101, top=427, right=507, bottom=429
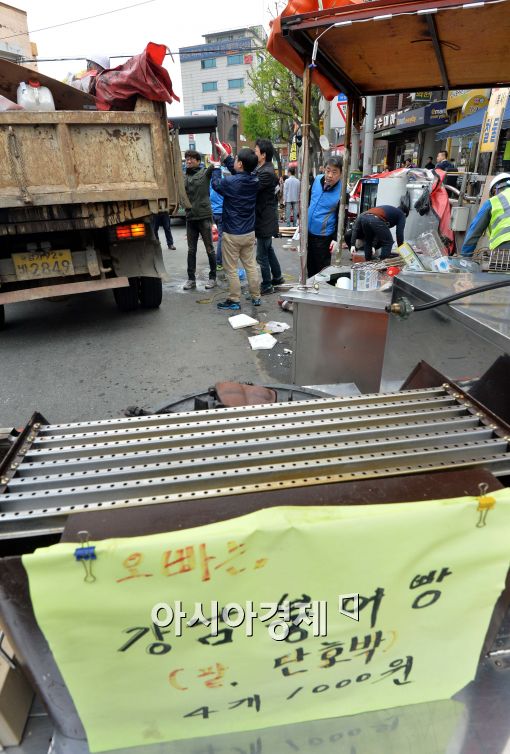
left=94, top=42, right=180, bottom=111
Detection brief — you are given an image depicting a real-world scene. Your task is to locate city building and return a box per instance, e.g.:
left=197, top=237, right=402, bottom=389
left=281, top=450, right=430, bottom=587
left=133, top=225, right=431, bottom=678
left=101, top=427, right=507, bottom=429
left=0, top=2, right=37, bottom=68
left=370, top=92, right=450, bottom=171
left=179, top=25, right=267, bottom=115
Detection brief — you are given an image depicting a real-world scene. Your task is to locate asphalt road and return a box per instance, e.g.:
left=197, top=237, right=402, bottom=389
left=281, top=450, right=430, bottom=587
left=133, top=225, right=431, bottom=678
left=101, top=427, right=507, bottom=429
left=0, top=225, right=301, bottom=427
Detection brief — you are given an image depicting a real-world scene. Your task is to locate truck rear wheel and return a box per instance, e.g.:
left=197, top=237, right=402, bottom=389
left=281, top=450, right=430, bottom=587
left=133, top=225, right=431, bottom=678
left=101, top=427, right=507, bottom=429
left=113, top=278, right=139, bottom=312
left=139, top=277, right=162, bottom=309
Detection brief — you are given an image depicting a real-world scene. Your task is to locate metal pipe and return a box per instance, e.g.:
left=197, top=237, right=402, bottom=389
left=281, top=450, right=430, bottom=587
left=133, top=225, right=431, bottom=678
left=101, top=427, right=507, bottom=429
left=298, top=62, right=312, bottom=285
left=334, top=96, right=353, bottom=265
left=363, top=96, right=376, bottom=175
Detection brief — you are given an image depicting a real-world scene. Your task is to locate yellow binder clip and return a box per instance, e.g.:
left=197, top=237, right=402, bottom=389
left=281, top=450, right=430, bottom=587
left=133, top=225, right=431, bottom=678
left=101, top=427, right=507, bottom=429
left=476, top=483, right=496, bottom=528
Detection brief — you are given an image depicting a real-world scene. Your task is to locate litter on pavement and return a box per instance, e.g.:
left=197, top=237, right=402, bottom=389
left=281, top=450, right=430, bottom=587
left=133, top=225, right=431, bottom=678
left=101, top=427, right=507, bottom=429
left=228, top=313, right=259, bottom=329
left=248, top=333, right=277, bottom=350
left=262, top=320, right=291, bottom=334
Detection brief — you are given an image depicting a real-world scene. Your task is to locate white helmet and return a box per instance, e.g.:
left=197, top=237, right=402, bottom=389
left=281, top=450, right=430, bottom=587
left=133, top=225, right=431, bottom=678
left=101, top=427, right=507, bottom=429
left=489, top=173, right=510, bottom=196
left=86, top=54, right=110, bottom=71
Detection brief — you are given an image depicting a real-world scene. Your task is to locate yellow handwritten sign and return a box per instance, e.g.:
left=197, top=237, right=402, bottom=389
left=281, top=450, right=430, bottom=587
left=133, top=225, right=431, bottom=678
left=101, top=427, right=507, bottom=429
left=23, top=491, right=510, bottom=752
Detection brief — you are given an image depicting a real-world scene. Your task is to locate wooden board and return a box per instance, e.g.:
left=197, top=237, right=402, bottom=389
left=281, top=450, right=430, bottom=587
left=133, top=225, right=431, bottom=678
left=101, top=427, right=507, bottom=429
left=0, top=58, right=96, bottom=111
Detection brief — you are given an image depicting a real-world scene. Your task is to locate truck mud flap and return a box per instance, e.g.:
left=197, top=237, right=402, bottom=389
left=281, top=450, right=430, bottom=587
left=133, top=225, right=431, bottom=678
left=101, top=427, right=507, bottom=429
left=109, top=238, right=168, bottom=281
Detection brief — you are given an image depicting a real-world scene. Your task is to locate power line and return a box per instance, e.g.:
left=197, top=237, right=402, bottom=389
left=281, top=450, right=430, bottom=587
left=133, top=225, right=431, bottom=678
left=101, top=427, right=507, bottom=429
left=15, top=47, right=269, bottom=64
left=0, top=0, right=156, bottom=43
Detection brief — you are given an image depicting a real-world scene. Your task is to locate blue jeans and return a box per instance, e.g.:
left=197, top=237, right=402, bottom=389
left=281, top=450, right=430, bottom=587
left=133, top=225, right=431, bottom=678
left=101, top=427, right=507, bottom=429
left=152, top=212, right=173, bottom=247
left=213, top=213, right=223, bottom=264
left=256, top=236, right=283, bottom=292
left=285, top=201, right=298, bottom=227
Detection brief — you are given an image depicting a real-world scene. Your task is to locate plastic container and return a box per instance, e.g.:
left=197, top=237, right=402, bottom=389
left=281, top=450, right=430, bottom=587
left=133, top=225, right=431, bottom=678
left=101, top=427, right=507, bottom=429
left=16, top=80, right=55, bottom=112
left=414, top=229, right=445, bottom=260
left=397, top=242, right=425, bottom=271
left=238, top=268, right=246, bottom=281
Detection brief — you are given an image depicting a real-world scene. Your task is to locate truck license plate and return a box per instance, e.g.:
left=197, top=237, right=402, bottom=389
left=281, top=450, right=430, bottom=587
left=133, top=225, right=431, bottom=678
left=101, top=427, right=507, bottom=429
left=12, top=250, right=75, bottom=281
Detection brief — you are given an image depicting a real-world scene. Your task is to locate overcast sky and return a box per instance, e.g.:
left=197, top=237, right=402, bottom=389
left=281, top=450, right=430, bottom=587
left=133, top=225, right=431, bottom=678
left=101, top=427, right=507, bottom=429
left=11, top=0, right=278, bottom=114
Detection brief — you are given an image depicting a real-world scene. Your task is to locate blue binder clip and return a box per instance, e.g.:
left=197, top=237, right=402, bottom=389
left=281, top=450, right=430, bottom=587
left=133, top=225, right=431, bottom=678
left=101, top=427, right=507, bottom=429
left=74, top=531, right=96, bottom=583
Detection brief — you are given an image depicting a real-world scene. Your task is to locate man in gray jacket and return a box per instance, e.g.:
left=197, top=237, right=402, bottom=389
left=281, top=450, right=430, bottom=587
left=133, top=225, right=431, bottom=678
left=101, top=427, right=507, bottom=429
left=183, top=149, right=217, bottom=290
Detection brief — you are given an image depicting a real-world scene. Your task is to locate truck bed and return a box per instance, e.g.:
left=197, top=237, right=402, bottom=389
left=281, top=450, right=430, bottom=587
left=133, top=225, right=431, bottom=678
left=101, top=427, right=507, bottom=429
left=0, top=101, right=184, bottom=225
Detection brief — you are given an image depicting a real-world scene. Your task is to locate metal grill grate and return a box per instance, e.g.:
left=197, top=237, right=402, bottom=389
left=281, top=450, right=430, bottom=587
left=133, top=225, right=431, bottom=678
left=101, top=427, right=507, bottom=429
left=1, top=385, right=509, bottom=539
left=488, top=248, right=510, bottom=273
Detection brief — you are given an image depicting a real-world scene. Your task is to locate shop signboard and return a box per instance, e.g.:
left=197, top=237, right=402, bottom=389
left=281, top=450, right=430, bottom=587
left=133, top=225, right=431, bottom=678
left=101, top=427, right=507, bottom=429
left=414, top=91, right=432, bottom=101
left=374, top=111, right=397, bottom=131
left=461, top=94, right=489, bottom=117
left=396, top=102, right=448, bottom=130
left=447, top=89, right=490, bottom=111
left=480, top=88, right=510, bottom=153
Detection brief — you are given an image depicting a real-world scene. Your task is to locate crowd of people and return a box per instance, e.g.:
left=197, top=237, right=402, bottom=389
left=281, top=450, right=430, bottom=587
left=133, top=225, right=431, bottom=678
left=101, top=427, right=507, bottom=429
left=155, top=143, right=470, bottom=304
left=163, top=139, right=354, bottom=306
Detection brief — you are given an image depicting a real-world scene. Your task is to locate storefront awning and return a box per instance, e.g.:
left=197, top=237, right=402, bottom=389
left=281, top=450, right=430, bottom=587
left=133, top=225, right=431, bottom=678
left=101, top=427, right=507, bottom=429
left=268, top=0, right=510, bottom=100
left=375, top=128, right=402, bottom=139
left=436, top=101, right=510, bottom=139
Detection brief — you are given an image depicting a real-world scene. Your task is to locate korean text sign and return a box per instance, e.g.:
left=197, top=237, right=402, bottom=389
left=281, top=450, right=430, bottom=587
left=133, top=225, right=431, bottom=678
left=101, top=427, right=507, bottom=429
left=23, top=490, right=510, bottom=752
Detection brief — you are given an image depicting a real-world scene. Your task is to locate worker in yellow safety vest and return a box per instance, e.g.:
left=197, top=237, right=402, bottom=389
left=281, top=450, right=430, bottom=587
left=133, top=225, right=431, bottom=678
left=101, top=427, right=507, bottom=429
left=461, top=173, right=510, bottom=256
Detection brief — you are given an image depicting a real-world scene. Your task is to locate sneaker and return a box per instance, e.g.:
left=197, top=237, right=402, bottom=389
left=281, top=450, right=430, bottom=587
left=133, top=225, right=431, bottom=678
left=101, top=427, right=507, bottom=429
left=217, top=299, right=241, bottom=310
left=261, top=286, right=274, bottom=295
left=205, top=279, right=217, bottom=289
left=168, top=245, right=176, bottom=250
left=272, top=277, right=285, bottom=286
left=252, top=297, right=261, bottom=306
left=183, top=280, right=196, bottom=290
left=216, top=264, right=223, bottom=271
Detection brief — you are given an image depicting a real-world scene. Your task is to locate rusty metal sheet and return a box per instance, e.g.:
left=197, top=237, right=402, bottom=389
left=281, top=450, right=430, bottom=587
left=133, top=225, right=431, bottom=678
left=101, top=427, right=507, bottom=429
left=0, top=58, right=96, bottom=111
left=0, top=107, right=176, bottom=210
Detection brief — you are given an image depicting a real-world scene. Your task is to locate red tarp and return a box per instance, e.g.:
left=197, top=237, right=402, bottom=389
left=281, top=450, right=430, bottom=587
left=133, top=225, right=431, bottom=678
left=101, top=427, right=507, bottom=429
left=95, top=43, right=180, bottom=111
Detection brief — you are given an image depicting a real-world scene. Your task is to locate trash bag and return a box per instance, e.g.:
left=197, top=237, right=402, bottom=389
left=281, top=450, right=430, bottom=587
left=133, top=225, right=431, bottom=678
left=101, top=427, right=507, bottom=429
left=94, top=42, right=180, bottom=111
left=399, top=190, right=411, bottom=217
left=414, top=187, right=432, bottom=216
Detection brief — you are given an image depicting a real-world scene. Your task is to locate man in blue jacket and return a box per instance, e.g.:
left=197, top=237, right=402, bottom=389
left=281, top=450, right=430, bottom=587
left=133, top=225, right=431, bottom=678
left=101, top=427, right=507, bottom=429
left=307, top=157, right=342, bottom=277
left=211, top=144, right=261, bottom=311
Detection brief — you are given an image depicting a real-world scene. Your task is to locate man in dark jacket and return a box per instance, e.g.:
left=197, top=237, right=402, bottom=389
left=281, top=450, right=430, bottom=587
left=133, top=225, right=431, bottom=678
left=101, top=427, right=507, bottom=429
left=349, top=205, right=406, bottom=261
left=435, top=151, right=458, bottom=188
left=211, top=145, right=261, bottom=311
left=183, top=149, right=216, bottom=291
left=254, top=139, right=284, bottom=295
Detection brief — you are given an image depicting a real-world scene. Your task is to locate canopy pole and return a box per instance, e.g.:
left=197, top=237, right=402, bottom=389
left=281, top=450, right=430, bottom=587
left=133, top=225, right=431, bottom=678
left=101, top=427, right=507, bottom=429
left=298, top=62, right=312, bottom=286
left=334, top=96, right=353, bottom=266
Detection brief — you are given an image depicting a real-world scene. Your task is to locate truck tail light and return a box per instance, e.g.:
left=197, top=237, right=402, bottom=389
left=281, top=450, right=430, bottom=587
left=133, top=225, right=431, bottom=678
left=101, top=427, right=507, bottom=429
left=115, top=223, right=146, bottom=239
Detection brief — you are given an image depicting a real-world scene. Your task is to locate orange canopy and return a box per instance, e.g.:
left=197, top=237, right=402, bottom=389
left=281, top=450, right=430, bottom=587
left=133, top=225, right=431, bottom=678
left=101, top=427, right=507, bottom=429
left=268, top=0, right=510, bottom=100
